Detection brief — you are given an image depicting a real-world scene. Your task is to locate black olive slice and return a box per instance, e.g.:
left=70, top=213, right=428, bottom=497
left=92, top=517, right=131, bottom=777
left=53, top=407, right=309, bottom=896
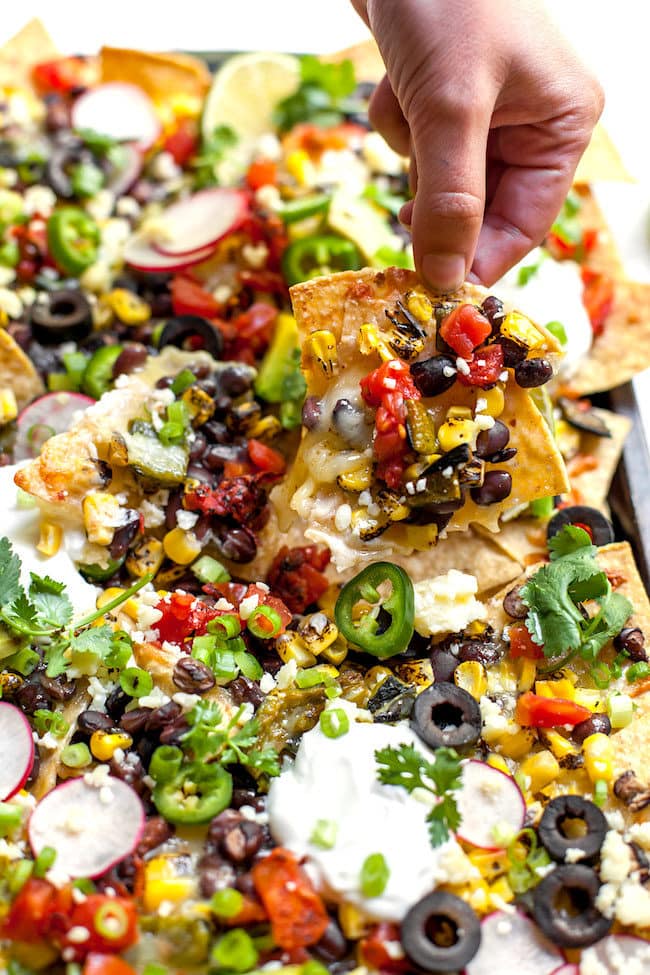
left=547, top=505, right=615, bottom=547
left=401, top=891, right=481, bottom=972
left=159, top=315, right=223, bottom=360
left=30, top=288, right=93, bottom=344
left=538, top=795, right=608, bottom=863
left=412, top=682, right=481, bottom=749
left=533, top=864, right=612, bottom=948
left=559, top=397, right=611, bottom=438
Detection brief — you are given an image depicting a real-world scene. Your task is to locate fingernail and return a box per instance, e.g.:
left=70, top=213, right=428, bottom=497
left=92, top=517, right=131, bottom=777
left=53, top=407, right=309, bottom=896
left=422, top=253, right=466, bottom=292
left=398, top=201, right=413, bottom=227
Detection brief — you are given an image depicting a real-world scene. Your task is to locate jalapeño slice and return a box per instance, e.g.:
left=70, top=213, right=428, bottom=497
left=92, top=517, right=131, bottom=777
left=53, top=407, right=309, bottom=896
left=335, top=562, right=414, bottom=659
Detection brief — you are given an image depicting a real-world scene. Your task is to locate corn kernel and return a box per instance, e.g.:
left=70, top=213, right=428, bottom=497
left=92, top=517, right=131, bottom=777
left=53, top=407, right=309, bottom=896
left=468, top=849, right=508, bottom=882
left=0, top=387, right=17, bottom=424
left=304, top=329, right=338, bottom=377
left=535, top=678, right=576, bottom=701
left=276, top=631, right=317, bottom=668
left=405, top=291, right=433, bottom=323
left=90, top=730, right=133, bottom=762
left=299, top=613, right=339, bottom=654
left=454, top=661, right=487, bottom=701
left=126, top=537, right=164, bottom=578
left=492, top=727, right=536, bottom=760
left=480, top=385, right=505, bottom=418
left=446, top=406, right=473, bottom=420
left=144, top=856, right=195, bottom=912
left=286, top=149, right=313, bottom=185
left=515, top=658, right=537, bottom=692
left=102, top=288, right=151, bottom=325
left=500, top=311, right=544, bottom=350
left=542, top=729, right=579, bottom=761
left=437, top=417, right=477, bottom=453
left=488, top=876, right=515, bottom=905
left=337, top=463, right=373, bottom=493
left=163, top=527, right=203, bottom=565
left=36, top=521, right=62, bottom=557
left=394, top=658, right=433, bottom=691
left=573, top=689, right=606, bottom=712
left=317, top=584, right=340, bottom=619
left=520, top=749, right=560, bottom=794
left=467, top=883, right=490, bottom=912
left=338, top=902, right=370, bottom=940
left=96, top=587, right=125, bottom=609
left=83, top=491, right=122, bottom=546
left=583, top=733, right=614, bottom=784
left=181, top=385, right=215, bottom=427
left=404, top=523, right=439, bottom=550
left=320, top=636, right=348, bottom=666
left=486, top=753, right=511, bottom=776
left=358, top=323, right=393, bottom=361
left=247, top=414, right=283, bottom=441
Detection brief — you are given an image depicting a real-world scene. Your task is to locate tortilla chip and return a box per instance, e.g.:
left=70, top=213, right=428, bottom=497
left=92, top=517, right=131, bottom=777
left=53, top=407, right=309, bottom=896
left=392, top=527, right=521, bottom=594
left=327, top=37, right=384, bottom=83
left=100, top=46, right=211, bottom=102
left=575, top=185, right=624, bottom=278
left=0, top=327, right=44, bottom=409
left=566, top=407, right=631, bottom=510
left=574, top=124, right=632, bottom=186
left=0, top=19, right=58, bottom=90
left=282, top=267, right=568, bottom=572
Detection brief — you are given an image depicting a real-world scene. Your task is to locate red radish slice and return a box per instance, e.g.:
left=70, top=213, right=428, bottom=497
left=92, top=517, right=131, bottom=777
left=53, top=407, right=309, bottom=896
left=466, top=911, right=564, bottom=975
left=550, top=966, right=579, bottom=975
left=123, top=232, right=216, bottom=272
left=29, top=776, right=145, bottom=878
left=456, top=760, right=526, bottom=849
left=0, top=702, right=35, bottom=801
left=154, top=188, right=249, bottom=257
left=13, top=392, right=94, bottom=461
left=72, top=83, right=160, bottom=151
left=106, top=142, right=143, bottom=197
left=580, top=935, right=650, bottom=973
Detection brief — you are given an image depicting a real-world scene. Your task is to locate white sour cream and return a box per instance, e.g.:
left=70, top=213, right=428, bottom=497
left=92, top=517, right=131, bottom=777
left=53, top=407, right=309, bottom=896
left=495, top=248, right=593, bottom=377
left=267, top=701, right=464, bottom=921
left=0, top=464, right=98, bottom=614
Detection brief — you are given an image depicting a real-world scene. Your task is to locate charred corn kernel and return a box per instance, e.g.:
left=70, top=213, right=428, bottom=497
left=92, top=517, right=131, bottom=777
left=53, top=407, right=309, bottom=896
left=0, top=672, right=24, bottom=696
left=247, top=414, right=283, bottom=441
left=394, top=658, right=433, bottom=690
left=102, top=288, right=150, bottom=325
left=492, top=727, right=536, bottom=760
left=405, top=291, right=433, bottom=323
left=446, top=405, right=473, bottom=420
left=500, top=311, right=544, bottom=350
left=82, top=491, right=122, bottom=547
left=358, top=323, right=393, bottom=361
left=480, top=384, right=505, bottom=418
left=90, top=730, right=133, bottom=761
left=96, top=587, right=126, bottom=610
left=163, top=527, right=202, bottom=565
left=304, top=329, right=338, bottom=377
left=574, top=688, right=606, bottom=712
left=181, top=386, right=215, bottom=427
left=299, top=613, right=339, bottom=654
left=404, top=455, right=440, bottom=482
left=466, top=619, right=488, bottom=638
left=520, top=749, right=560, bottom=794
left=583, top=733, right=614, bottom=784
left=155, top=564, right=190, bottom=590
left=365, top=666, right=394, bottom=694
left=317, top=584, right=340, bottom=618
left=437, top=417, right=477, bottom=452
left=489, top=876, right=515, bottom=905
left=144, top=856, right=195, bottom=912
left=454, top=661, right=487, bottom=701
left=127, top=537, right=164, bottom=578
left=337, top=463, right=373, bottom=493
left=404, top=523, right=439, bottom=550
left=286, top=149, right=312, bottom=185
left=515, top=658, right=537, bottom=692
left=338, top=902, right=370, bottom=940
left=487, top=753, right=511, bottom=776
left=276, top=631, right=317, bottom=668
left=320, top=635, right=348, bottom=666
left=468, top=849, right=508, bottom=882
left=406, top=400, right=437, bottom=455
left=535, top=678, right=576, bottom=701
left=36, top=521, right=62, bottom=557
left=543, top=729, right=579, bottom=761
left=0, top=388, right=17, bottom=424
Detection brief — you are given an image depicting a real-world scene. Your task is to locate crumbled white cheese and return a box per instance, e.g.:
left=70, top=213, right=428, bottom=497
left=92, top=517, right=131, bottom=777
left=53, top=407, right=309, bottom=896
left=564, top=847, right=586, bottom=863
left=474, top=414, right=496, bottom=431
left=455, top=357, right=471, bottom=376
left=362, top=131, right=405, bottom=175
left=212, top=284, right=233, bottom=304
left=499, top=370, right=509, bottom=382
left=255, top=184, right=282, bottom=211
left=600, top=830, right=634, bottom=884
left=276, top=659, right=298, bottom=689
left=215, top=597, right=235, bottom=611
left=260, top=671, right=277, bottom=694
left=413, top=570, right=486, bottom=636
left=176, top=509, right=199, bottom=531
left=80, top=260, right=112, bottom=294
left=84, top=764, right=111, bottom=789
left=140, top=499, right=167, bottom=529
left=334, top=503, right=352, bottom=531
left=239, top=594, right=260, bottom=620
left=242, top=242, right=269, bottom=268
left=139, top=686, right=172, bottom=709
left=255, top=132, right=283, bottom=161
left=85, top=189, right=115, bottom=223
left=151, top=151, right=181, bottom=182
left=87, top=676, right=116, bottom=713
left=116, top=195, right=141, bottom=219
left=23, top=184, right=56, bottom=217
left=628, top=821, right=650, bottom=850
left=442, top=364, right=456, bottom=378
left=172, top=692, right=202, bottom=712
left=0, top=287, right=22, bottom=319
left=475, top=397, right=488, bottom=413
left=66, top=926, right=91, bottom=944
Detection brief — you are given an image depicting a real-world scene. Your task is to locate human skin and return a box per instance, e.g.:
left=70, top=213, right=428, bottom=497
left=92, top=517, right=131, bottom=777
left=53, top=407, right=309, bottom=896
left=350, top=0, right=604, bottom=289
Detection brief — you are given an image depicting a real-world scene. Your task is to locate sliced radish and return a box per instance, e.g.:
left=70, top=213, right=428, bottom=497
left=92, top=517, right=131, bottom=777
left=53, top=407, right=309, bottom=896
left=466, top=911, right=564, bottom=975
left=106, top=142, right=143, bottom=197
left=153, top=188, right=249, bottom=257
left=123, top=232, right=216, bottom=273
left=550, top=966, right=579, bottom=975
left=579, top=935, right=650, bottom=974
left=0, top=702, right=35, bottom=801
left=14, top=392, right=94, bottom=461
left=29, top=776, right=145, bottom=878
left=72, top=83, right=161, bottom=152
left=456, top=760, right=526, bottom=849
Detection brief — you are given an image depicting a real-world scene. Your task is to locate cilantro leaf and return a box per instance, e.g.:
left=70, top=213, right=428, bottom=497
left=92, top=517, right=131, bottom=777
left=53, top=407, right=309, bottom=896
left=580, top=592, right=633, bottom=662
left=29, top=574, right=73, bottom=628
left=44, top=638, right=70, bottom=679
left=548, top=524, right=593, bottom=560
left=2, top=593, right=38, bottom=634
left=300, top=56, right=356, bottom=101
left=428, top=795, right=461, bottom=847
left=274, top=56, right=357, bottom=132
left=0, top=537, right=23, bottom=609
left=29, top=573, right=65, bottom=595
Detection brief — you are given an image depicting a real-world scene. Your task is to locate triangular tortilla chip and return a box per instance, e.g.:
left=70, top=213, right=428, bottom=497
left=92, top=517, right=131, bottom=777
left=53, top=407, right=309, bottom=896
left=0, top=18, right=58, bottom=91
left=565, top=407, right=631, bottom=510
left=282, top=267, right=568, bottom=572
left=574, top=124, right=632, bottom=185
left=0, top=327, right=44, bottom=409
left=575, top=185, right=625, bottom=277
left=100, top=46, right=211, bottom=102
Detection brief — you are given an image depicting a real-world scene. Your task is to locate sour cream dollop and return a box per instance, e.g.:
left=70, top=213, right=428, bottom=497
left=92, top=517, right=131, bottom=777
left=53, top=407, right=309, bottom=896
left=267, top=701, right=470, bottom=921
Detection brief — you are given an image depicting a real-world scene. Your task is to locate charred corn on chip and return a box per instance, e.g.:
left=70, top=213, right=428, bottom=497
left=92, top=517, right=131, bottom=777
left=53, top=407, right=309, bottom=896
left=36, top=521, right=62, bottom=557
left=247, top=414, right=283, bottom=441
left=535, top=678, right=576, bottom=700
left=500, top=311, right=544, bottom=350
left=299, top=612, right=339, bottom=654
left=144, top=856, right=195, bottom=912
left=487, top=754, right=511, bottom=776
left=515, top=658, right=537, bottom=693
left=583, top=733, right=614, bottom=784
left=127, top=537, right=164, bottom=578
left=404, top=523, right=439, bottom=549
left=90, top=730, right=133, bottom=761
left=0, top=388, right=17, bottom=424
left=102, top=288, right=151, bottom=324
left=437, top=417, right=477, bottom=452
left=405, top=291, right=433, bottom=323
left=82, top=491, right=122, bottom=546
left=488, top=876, right=515, bottom=905
left=520, top=750, right=560, bottom=794
left=394, top=658, right=433, bottom=691
left=95, top=587, right=138, bottom=620
left=181, top=385, right=215, bottom=427
left=320, top=636, right=348, bottom=666
left=446, top=406, right=473, bottom=420
left=286, top=149, right=313, bottom=185
left=163, top=527, right=202, bottom=565
left=304, top=329, right=338, bottom=377
left=468, top=849, right=508, bottom=882
left=454, top=661, right=487, bottom=700
left=358, top=322, right=393, bottom=361
left=338, top=902, right=370, bottom=940
left=490, top=727, right=536, bottom=760
left=337, top=463, right=373, bottom=493
left=480, top=385, right=505, bottom=418
left=276, top=631, right=317, bottom=668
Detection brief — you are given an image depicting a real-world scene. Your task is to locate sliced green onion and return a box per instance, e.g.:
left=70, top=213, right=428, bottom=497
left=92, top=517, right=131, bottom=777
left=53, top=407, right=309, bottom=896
left=149, top=745, right=183, bottom=784
left=247, top=605, right=282, bottom=639
left=310, top=818, right=338, bottom=849
left=0, top=802, right=22, bottom=836
left=208, top=614, right=241, bottom=639
left=591, top=662, right=611, bottom=690
left=65, top=963, right=83, bottom=975
left=211, top=928, right=259, bottom=974
left=119, top=667, right=154, bottom=698
left=7, top=859, right=33, bottom=895
left=191, top=633, right=219, bottom=664
left=210, top=887, right=244, bottom=918
left=192, top=555, right=231, bottom=585
left=529, top=496, right=554, bottom=519
left=545, top=320, right=568, bottom=346
left=171, top=369, right=197, bottom=395
left=60, top=742, right=92, bottom=769
left=593, top=779, right=608, bottom=807
left=15, top=488, right=37, bottom=510
left=296, top=665, right=334, bottom=689
left=319, top=707, right=349, bottom=739
left=94, top=900, right=129, bottom=941
left=212, top=650, right=239, bottom=683
left=325, top=685, right=342, bottom=699
left=234, top=650, right=263, bottom=681
left=33, top=845, right=57, bottom=878
left=142, top=965, right=168, bottom=975
left=627, top=661, right=650, bottom=683
left=72, top=877, right=96, bottom=895
left=301, top=962, right=329, bottom=975
left=360, top=852, right=390, bottom=897
left=607, top=692, right=634, bottom=729
left=33, top=708, right=69, bottom=738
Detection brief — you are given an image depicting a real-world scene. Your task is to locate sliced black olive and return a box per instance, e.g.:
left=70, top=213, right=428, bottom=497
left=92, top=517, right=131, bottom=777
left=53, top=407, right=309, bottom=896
left=401, top=891, right=481, bottom=972
left=538, top=795, right=608, bottom=863
left=533, top=864, right=612, bottom=948
left=45, top=141, right=87, bottom=198
left=547, top=505, right=615, bottom=547
left=410, top=355, right=457, bottom=397
left=159, top=315, right=223, bottom=360
left=30, top=289, right=93, bottom=344
left=368, top=675, right=416, bottom=722
left=412, top=682, right=481, bottom=749
left=559, top=397, right=611, bottom=438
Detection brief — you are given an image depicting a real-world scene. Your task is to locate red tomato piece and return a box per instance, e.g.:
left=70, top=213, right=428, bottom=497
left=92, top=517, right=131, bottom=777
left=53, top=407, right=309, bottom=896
left=83, top=954, right=138, bottom=975
left=251, top=848, right=329, bottom=949
left=509, top=622, right=544, bottom=660
left=238, top=268, right=287, bottom=295
left=170, top=274, right=222, bottom=318
left=62, top=895, right=138, bottom=960
left=457, top=343, right=504, bottom=388
left=515, top=691, right=591, bottom=728
left=360, top=359, right=419, bottom=410
left=581, top=269, right=614, bottom=337
left=2, top=878, right=59, bottom=943
left=360, top=923, right=411, bottom=973
left=163, top=117, right=199, bottom=167
left=33, top=56, right=95, bottom=93
left=155, top=591, right=220, bottom=645
left=267, top=545, right=331, bottom=614
left=439, top=303, right=491, bottom=359
left=248, top=439, right=286, bottom=475
left=246, top=158, right=277, bottom=189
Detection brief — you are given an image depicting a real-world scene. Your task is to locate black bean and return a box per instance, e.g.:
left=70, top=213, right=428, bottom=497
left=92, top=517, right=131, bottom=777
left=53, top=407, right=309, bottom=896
left=475, top=420, right=510, bottom=459
left=221, top=821, right=264, bottom=863
left=234, top=872, right=257, bottom=897
left=208, top=810, right=245, bottom=846
left=314, top=918, right=349, bottom=962
left=112, top=343, right=148, bottom=378
left=159, top=716, right=189, bottom=746
left=215, top=525, right=257, bottom=563
left=110, top=753, right=147, bottom=795
left=145, top=701, right=182, bottom=733
left=219, top=365, right=253, bottom=397
left=488, top=447, right=517, bottom=464
left=302, top=395, right=322, bottom=430
left=498, top=337, right=528, bottom=368
left=186, top=464, right=215, bottom=485
left=470, top=470, right=512, bottom=506
left=430, top=648, right=458, bottom=683
left=481, top=295, right=505, bottom=330
left=172, top=657, right=216, bottom=694
left=231, top=789, right=266, bottom=812
left=44, top=98, right=71, bottom=132
left=120, top=707, right=151, bottom=736
left=155, top=375, right=175, bottom=389
left=189, top=433, right=207, bottom=461
left=198, top=854, right=237, bottom=897
left=197, top=377, right=218, bottom=397
left=137, top=816, right=173, bottom=855
left=203, top=420, right=230, bottom=444
left=77, top=710, right=116, bottom=735
left=15, top=683, right=51, bottom=715
left=503, top=586, right=528, bottom=619
left=109, top=509, right=141, bottom=561
left=514, top=357, right=554, bottom=388
left=38, top=674, right=76, bottom=702
left=229, top=676, right=264, bottom=709
left=410, top=355, right=457, bottom=397
left=572, top=713, right=612, bottom=744
left=614, top=627, right=646, bottom=662
left=457, top=639, right=502, bottom=667
left=105, top=687, right=131, bottom=722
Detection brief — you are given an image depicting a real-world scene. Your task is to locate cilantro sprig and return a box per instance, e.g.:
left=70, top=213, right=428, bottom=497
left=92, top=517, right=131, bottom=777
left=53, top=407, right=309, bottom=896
left=181, top=701, right=280, bottom=778
left=274, top=56, right=358, bottom=132
left=375, top=743, right=462, bottom=847
left=520, top=525, right=633, bottom=671
left=0, top=536, right=152, bottom=678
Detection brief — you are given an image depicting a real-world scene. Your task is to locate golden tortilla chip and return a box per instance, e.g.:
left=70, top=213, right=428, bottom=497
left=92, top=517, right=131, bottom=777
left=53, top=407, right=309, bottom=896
left=566, top=407, right=631, bottom=510
left=575, top=185, right=624, bottom=277
left=282, top=267, right=568, bottom=573
left=0, top=19, right=58, bottom=90
left=326, top=38, right=383, bottom=83
left=0, top=328, right=44, bottom=409
left=100, top=46, right=211, bottom=102
left=574, top=124, right=632, bottom=186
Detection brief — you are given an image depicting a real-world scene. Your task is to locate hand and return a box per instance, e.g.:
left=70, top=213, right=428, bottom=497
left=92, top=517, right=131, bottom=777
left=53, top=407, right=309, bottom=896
left=351, top=0, right=604, bottom=289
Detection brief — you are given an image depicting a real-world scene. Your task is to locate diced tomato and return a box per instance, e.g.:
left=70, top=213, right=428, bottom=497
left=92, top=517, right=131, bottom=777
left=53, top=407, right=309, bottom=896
left=360, top=359, right=419, bottom=411
left=251, top=848, right=329, bottom=950
left=225, top=302, right=278, bottom=364
left=360, top=923, right=411, bottom=973
left=581, top=269, right=614, bottom=337
left=545, top=230, right=579, bottom=261
left=170, top=274, right=222, bottom=318
left=184, top=474, right=274, bottom=525
left=439, top=303, right=491, bottom=359
left=83, top=954, right=138, bottom=975
left=242, top=583, right=292, bottom=633
left=248, top=439, right=286, bottom=475
left=163, top=116, right=199, bottom=167
left=515, top=691, right=591, bottom=728
left=267, top=545, right=330, bottom=616
left=62, top=896, right=138, bottom=960
left=509, top=622, right=544, bottom=660
left=155, top=591, right=220, bottom=645
left=457, top=343, right=504, bottom=388
left=224, top=893, right=267, bottom=926
left=282, top=122, right=365, bottom=159
left=246, top=158, right=277, bottom=190
left=33, top=56, right=95, bottom=93
left=1, top=878, right=62, bottom=943
left=238, top=268, right=287, bottom=295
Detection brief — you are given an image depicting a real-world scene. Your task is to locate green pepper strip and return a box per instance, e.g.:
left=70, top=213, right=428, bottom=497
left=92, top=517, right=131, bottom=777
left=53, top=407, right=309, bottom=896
left=282, top=234, right=361, bottom=286
left=82, top=344, right=124, bottom=399
left=152, top=761, right=232, bottom=825
left=47, top=206, right=100, bottom=276
left=278, top=192, right=330, bottom=225
left=335, top=562, right=414, bottom=659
